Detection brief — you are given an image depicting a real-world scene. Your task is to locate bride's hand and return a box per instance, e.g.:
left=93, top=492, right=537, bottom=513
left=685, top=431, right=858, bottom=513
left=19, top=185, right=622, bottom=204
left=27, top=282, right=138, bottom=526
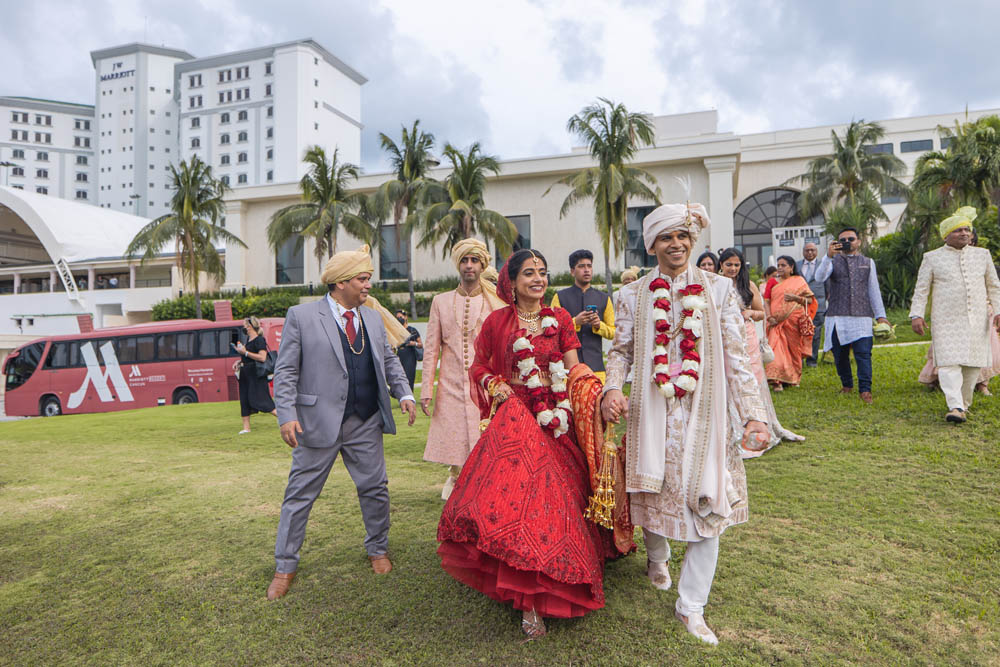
left=492, top=382, right=514, bottom=403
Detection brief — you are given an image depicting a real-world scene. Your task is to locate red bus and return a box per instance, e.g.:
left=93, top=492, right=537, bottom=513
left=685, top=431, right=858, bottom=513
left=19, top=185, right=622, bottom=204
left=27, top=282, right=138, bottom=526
left=2, top=318, right=283, bottom=417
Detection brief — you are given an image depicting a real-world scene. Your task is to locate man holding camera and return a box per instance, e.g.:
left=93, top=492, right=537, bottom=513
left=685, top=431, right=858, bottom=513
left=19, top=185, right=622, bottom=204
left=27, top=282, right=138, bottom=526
left=550, top=249, right=615, bottom=381
left=813, top=228, right=890, bottom=404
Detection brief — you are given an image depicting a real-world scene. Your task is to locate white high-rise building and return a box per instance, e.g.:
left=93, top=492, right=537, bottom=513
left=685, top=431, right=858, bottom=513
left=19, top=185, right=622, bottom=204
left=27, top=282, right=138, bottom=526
left=90, top=44, right=194, bottom=219
left=0, top=96, right=95, bottom=202
left=174, top=39, right=364, bottom=198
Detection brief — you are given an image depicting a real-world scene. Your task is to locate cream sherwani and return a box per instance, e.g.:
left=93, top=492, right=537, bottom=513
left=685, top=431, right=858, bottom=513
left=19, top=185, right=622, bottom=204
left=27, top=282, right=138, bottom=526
left=421, top=287, right=492, bottom=466
left=909, top=244, right=1000, bottom=409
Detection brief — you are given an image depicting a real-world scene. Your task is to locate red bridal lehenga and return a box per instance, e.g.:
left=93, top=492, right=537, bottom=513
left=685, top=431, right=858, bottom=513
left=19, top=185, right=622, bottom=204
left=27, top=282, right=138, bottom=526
left=436, top=284, right=623, bottom=618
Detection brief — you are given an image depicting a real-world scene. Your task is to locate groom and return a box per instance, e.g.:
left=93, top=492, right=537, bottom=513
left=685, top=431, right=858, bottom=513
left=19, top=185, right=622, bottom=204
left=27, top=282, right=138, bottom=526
left=601, top=202, right=769, bottom=644
left=267, top=245, right=416, bottom=600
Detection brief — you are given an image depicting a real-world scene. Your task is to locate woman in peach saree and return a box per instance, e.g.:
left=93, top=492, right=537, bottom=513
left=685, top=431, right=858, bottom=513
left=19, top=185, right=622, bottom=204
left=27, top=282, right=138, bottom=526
left=764, top=255, right=816, bottom=390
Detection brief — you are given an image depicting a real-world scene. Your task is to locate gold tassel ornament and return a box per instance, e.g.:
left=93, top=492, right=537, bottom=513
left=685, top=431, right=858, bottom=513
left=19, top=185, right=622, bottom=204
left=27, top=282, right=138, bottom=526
left=584, top=425, right=619, bottom=529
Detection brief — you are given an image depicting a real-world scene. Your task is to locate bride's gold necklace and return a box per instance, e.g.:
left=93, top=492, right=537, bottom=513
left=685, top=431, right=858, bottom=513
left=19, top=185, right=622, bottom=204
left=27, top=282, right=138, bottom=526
left=517, top=308, right=541, bottom=333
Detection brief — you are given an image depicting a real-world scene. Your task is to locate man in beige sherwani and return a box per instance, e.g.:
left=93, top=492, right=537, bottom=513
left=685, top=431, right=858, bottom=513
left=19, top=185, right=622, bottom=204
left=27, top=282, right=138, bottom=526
left=602, top=202, right=769, bottom=645
left=421, top=239, right=504, bottom=499
left=910, top=207, right=1000, bottom=423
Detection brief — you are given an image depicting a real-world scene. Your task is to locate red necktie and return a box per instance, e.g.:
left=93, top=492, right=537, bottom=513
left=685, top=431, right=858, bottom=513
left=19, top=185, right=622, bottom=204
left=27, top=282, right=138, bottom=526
left=343, top=310, right=357, bottom=345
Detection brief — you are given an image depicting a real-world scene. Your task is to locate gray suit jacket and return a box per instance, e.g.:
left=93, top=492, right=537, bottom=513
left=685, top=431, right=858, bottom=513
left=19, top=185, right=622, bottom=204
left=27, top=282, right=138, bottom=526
left=273, top=297, right=411, bottom=446
left=797, top=258, right=827, bottom=313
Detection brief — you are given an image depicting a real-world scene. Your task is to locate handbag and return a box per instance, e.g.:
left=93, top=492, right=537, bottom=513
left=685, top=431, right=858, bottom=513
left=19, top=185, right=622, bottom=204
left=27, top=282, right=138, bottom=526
left=255, top=349, right=277, bottom=379
left=759, top=337, right=775, bottom=365
left=797, top=308, right=816, bottom=338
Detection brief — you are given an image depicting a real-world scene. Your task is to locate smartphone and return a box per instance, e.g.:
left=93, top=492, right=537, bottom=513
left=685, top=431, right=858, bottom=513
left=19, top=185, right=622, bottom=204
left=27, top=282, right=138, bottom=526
left=585, top=305, right=599, bottom=313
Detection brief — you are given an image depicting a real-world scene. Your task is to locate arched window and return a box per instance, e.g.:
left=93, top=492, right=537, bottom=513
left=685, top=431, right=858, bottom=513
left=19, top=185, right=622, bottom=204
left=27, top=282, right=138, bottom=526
left=733, top=188, right=824, bottom=267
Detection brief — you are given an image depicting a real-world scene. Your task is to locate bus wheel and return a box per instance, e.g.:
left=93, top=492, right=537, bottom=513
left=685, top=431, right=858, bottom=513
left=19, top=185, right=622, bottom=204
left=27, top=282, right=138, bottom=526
left=174, top=388, right=198, bottom=405
left=40, top=396, right=62, bottom=417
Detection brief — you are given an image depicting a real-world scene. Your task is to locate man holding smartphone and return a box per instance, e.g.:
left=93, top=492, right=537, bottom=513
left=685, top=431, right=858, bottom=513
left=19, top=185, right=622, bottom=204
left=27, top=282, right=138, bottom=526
left=550, top=249, right=615, bottom=380
left=813, top=227, right=890, bottom=404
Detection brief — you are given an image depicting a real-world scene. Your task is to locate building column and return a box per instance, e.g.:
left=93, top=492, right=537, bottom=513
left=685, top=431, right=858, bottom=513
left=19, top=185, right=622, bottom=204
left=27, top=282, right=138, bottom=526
left=222, top=200, right=247, bottom=290
left=49, top=269, right=57, bottom=293
left=704, top=157, right=738, bottom=251
left=87, top=267, right=96, bottom=291
left=13, top=272, right=21, bottom=295
left=129, top=263, right=137, bottom=288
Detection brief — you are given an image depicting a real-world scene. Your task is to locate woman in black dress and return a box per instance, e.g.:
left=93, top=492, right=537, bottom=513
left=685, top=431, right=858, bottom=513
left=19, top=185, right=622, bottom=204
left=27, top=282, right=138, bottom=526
left=233, top=316, right=276, bottom=433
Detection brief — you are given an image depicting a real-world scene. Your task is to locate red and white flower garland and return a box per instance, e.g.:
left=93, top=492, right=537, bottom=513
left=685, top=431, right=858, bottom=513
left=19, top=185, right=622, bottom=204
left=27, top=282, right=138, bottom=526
left=512, top=307, right=571, bottom=438
left=649, top=277, right=707, bottom=399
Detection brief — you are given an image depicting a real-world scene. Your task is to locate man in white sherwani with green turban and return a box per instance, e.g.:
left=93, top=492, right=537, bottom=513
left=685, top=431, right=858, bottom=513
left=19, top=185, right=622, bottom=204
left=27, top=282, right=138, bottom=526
left=910, top=207, right=1000, bottom=422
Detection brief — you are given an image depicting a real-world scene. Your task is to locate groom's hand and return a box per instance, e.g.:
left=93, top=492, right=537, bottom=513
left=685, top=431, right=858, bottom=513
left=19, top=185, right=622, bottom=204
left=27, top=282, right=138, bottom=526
left=280, top=421, right=303, bottom=448
left=401, top=399, right=417, bottom=426
left=601, top=389, right=628, bottom=424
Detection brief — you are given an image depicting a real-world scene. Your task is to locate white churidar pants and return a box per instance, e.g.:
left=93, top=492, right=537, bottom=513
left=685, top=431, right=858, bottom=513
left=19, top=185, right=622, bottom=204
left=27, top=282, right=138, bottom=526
left=644, top=530, right=719, bottom=616
left=938, top=365, right=981, bottom=410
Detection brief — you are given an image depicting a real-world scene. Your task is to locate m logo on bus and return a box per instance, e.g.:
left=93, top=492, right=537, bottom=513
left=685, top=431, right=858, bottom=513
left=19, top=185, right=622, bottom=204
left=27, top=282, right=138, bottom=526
left=67, top=341, right=135, bottom=409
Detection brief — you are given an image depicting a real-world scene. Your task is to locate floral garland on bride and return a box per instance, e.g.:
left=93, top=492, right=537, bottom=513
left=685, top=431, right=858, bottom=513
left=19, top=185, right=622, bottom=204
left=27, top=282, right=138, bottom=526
left=512, top=307, right=571, bottom=438
left=649, top=277, right=707, bottom=399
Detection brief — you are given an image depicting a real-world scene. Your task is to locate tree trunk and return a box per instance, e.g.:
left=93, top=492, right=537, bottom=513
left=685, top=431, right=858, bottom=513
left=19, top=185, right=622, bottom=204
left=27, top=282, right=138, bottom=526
left=604, top=244, right=613, bottom=303
left=194, top=288, right=202, bottom=320
left=406, top=238, right=417, bottom=319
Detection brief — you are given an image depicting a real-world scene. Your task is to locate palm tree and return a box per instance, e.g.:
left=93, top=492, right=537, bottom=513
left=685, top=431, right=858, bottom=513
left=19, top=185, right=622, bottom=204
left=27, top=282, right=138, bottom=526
left=418, top=142, right=517, bottom=261
left=786, top=120, right=908, bottom=238
left=375, top=120, right=437, bottom=318
left=126, top=156, right=244, bottom=319
left=544, top=98, right=661, bottom=295
left=267, top=146, right=371, bottom=277
left=911, top=115, right=1000, bottom=210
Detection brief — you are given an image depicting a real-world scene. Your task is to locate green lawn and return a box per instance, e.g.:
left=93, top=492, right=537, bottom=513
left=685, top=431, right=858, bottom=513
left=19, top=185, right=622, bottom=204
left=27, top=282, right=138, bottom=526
left=2, top=343, right=999, bottom=665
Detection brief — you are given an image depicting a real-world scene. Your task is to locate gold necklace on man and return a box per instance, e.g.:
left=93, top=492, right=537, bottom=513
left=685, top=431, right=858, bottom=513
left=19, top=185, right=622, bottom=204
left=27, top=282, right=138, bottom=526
left=345, top=310, right=366, bottom=355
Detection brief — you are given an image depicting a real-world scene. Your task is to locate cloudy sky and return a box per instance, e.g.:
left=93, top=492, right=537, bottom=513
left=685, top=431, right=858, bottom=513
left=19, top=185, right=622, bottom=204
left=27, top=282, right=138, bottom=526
left=3, top=0, right=999, bottom=171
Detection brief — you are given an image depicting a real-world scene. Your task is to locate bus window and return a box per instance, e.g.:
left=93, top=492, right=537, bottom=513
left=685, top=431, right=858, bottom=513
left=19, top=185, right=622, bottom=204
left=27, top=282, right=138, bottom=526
left=157, top=334, right=177, bottom=360
left=119, top=337, right=138, bottom=363
left=198, top=330, right=218, bottom=357
left=176, top=332, right=196, bottom=359
left=45, top=342, right=70, bottom=368
left=136, top=335, right=155, bottom=362
left=5, top=342, right=46, bottom=391
left=221, top=328, right=242, bottom=356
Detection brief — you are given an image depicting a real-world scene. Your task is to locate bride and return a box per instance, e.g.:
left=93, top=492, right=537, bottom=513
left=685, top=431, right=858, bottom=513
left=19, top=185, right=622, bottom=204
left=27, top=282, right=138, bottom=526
left=436, top=248, right=624, bottom=639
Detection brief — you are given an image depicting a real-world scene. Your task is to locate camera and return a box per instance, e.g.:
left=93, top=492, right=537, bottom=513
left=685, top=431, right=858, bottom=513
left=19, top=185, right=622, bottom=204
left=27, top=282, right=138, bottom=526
left=838, top=239, right=852, bottom=251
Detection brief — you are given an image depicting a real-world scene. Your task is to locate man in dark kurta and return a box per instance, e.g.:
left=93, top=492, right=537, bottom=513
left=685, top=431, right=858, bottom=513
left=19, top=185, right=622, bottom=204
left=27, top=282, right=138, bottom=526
left=550, top=249, right=615, bottom=381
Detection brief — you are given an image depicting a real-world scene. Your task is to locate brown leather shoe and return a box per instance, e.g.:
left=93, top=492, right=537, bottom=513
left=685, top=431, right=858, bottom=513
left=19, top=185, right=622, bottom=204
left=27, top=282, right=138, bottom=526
left=859, top=391, right=873, bottom=404
left=266, top=571, right=295, bottom=600
left=839, top=387, right=853, bottom=394
left=370, top=554, right=393, bottom=574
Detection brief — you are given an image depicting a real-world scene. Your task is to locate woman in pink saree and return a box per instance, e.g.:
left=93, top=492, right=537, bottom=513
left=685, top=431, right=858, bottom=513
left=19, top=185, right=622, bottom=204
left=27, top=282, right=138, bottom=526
left=764, top=255, right=816, bottom=390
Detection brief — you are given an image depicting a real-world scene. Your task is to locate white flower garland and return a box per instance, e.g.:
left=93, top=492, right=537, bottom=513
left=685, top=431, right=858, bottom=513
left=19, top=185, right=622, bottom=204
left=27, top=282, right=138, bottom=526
left=512, top=313, right=571, bottom=438
left=649, top=278, right=708, bottom=399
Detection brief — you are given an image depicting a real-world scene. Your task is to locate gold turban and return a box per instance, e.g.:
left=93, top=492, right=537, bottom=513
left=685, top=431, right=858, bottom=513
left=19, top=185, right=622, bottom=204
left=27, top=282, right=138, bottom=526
left=939, top=206, right=977, bottom=240
left=450, top=238, right=506, bottom=311
left=482, top=266, right=499, bottom=284
left=321, top=244, right=375, bottom=285
left=621, top=265, right=641, bottom=283
left=320, top=245, right=409, bottom=348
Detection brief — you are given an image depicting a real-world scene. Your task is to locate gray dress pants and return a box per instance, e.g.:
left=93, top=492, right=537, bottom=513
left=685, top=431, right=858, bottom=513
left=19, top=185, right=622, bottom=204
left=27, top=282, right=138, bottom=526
left=274, top=412, right=389, bottom=573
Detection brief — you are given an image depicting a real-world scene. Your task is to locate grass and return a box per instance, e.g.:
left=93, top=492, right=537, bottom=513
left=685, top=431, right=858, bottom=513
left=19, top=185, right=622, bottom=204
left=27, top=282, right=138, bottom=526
left=2, top=343, right=999, bottom=665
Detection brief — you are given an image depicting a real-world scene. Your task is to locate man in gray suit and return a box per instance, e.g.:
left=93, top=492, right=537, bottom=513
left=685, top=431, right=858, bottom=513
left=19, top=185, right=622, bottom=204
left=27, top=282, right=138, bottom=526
left=797, top=242, right=827, bottom=367
left=267, top=245, right=416, bottom=600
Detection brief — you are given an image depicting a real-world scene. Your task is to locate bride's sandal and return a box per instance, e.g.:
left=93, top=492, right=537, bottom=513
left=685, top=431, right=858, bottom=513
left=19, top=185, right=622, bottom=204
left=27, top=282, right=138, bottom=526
left=521, top=609, right=547, bottom=641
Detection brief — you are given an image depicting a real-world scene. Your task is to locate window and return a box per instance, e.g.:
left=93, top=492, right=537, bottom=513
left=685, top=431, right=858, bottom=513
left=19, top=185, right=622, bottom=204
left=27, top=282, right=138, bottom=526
left=36, top=151, right=48, bottom=161
left=237, top=173, right=248, bottom=184
left=191, top=137, right=201, bottom=148
left=189, top=74, right=202, bottom=88
left=236, top=87, right=249, bottom=101
left=74, top=137, right=90, bottom=148
left=220, top=175, right=230, bottom=186
left=76, top=173, right=88, bottom=182
left=218, top=69, right=231, bottom=82
left=76, top=190, right=88, bottom=200
left=119, top=335, right=155, bottom=363
left=12, top=149, right=24, bottom=158
left=265, top=84, right=272, bottom=96
left=266, top=106, right=273, bottom=118
left=12, top=130, right=28, bottom=141
left=12, top=167, right=24, bottom=176
left=220, top=154, right=230, bottom=165
left=157, top=332, right=195, bottom=360
left=266, top=148, right=273, bottom=160
left=266, top=127, right=273, bottom=139
left=36, top=169, right=48, bottom=179
left=314, top=78, right=318, bottom=87
left=265, top=61, right=272, bottom=75
left=220, top=112, right=230, bottom=124
left=74, top=119, right=91, bottom=130
left=218, top=92, right=226, bottom=104
left=492, top=215, right=530, bottom=266
left=236, top=152, right=247, bottom=163
left=314, top=57, right=319, bottom=65
left=864, top=143, right=894, bottom=155
left=220, top=133, right=230, bottom=144
left=197, top=330, right=219, bottom=357
left=275, top=233, right=304, bottom=284
left=314, top=100, right=318, bottom=109
left=76, top=155, right=88, bottom=165
left=266, top=170, right=273, bottom=182
left=235, top=65, right=249, bottom=79
left=379, top=226, right=410, bottom=280
left=237, top=110, right=248, bottom=121
left=189, top=95, right=202, bottom=108
left=190, top=116, right=200, bottom=128
left=237, top=131, right=247, bottom=142
left=900, top=139, right=932, bottom=153
left=881, top=194, right=906, bottom=205
left=45, top=341, right=78, bottom=368
left=941, top=137, right=954, bottom=150
left=36, top=186, right=48, bottom=194
left=732, top=188, right=825, bottom=268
